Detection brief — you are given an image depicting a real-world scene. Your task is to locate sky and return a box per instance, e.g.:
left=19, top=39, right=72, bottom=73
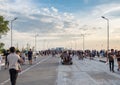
left=0, top=0, right=120, bottom=50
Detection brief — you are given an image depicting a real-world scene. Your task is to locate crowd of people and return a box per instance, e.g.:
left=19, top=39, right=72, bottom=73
left=0, top=47, right=34, bottom=85
left=34, top=49, right=120, bottom=73
left=1, top=48, right=120, bottom=71
left=0, top=47, right=120, bottom=85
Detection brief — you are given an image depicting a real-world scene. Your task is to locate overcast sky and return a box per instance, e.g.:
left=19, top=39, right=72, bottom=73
left=0, top=0, right=120, bottom=50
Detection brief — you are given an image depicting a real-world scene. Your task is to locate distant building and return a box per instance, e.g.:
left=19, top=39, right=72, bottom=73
left=55, top=47, right=64, bottom=51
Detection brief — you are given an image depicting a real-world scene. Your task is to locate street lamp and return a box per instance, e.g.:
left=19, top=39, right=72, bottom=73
left=101, top=16, right=109, bottom=51
left=11, top=17, right=18, bottom=47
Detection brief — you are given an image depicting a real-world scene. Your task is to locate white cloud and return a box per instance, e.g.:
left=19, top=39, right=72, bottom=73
left=0, top=0, right=80, bottom=34
left=84, top=3, right=120, bottom=20
left=63, top=13, right=74, bottom=20
left=42, top=8, right=50, bottom=14
left=1, top=0, right=120, bottom=50
left=51, top=7, right=58, bottom=13
left=40, top=18, right=53, bottom=23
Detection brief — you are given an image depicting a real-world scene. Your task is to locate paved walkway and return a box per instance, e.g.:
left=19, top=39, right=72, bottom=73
left=57, top=56, right=120, bottom=85
left=0, top=55, right=120, bottom=85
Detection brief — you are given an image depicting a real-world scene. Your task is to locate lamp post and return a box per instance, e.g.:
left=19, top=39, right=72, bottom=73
left=11, top=17, right=17, bottom=47
left=101, top=16, right=109, bottom=51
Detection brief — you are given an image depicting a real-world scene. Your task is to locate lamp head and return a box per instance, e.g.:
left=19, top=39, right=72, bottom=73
left=14, top=17, right=18, bottom=20
left=101, top=16, right=105, bottom=19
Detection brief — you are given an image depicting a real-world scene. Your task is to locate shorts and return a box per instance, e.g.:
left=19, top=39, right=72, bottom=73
left=28, top=57, right=32, bottom=60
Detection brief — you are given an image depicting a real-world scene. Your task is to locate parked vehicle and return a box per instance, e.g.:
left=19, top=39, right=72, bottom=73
left=60, top=51, right=73, bottom=65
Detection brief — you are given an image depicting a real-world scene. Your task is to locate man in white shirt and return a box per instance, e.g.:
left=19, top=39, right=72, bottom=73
left=7, top=47, right=23, bottom=85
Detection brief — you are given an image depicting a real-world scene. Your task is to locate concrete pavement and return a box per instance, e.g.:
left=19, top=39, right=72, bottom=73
left=16, top=56, right=58, bottom=85
left=0, top=55, right=120, bottom=85
left=57, top=56, right=120, bottom=85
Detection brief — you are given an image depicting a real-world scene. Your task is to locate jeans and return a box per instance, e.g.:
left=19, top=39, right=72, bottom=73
left=9, top=69, right=18, bottom=85
left=109, top=61, right=114, bottom=71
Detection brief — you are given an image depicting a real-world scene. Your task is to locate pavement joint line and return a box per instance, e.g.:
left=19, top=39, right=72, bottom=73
left=0, top=56, right=51, bottom=85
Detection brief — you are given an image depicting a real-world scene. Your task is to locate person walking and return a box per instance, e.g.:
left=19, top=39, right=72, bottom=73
left=16, top=50, right=22, bottom=72
left=7, top=47, right=23, bottom=85
left=4, top=50, right=9, bottom=69
left=28, top=49, right=33, bottom=65
left=21, top=50, right=26, bottom=64
left=107, top=49, right=115, bottom=72
left=116, top=51, right=120, bottom=71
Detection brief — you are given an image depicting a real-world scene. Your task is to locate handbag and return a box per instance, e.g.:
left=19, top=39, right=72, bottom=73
left=17, top=63, right=22, bottom=72
left=17, top=69, right=21, bottom=72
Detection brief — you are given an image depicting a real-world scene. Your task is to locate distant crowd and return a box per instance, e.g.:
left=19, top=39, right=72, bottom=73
left=0, top=47, right=120, bottom=85
left=1, top=48, right=120, bottom=72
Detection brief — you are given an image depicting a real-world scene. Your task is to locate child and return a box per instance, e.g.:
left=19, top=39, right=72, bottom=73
left=16, top=50, right=22, bottom=72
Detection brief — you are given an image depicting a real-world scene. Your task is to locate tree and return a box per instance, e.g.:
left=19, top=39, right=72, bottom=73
left=0, top=42, right=5, bottom=53
left=0, top=42, right=4, bottom=49
left=0, top=16, right=9, bottom=51
left=0, top=16, right=9, bottom=37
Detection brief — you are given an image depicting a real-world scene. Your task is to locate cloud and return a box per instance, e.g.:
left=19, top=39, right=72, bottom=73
left=104, top=7, right=120, bottom=18
left=51, top=7, right=58, bottom=13
left=90, top=3, right=120, bottom=18
left=0, top=0, right=99, bottom=36
left=1, top=0, right=120, bottom=49
left=74, top=2, right=120, bottom=37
